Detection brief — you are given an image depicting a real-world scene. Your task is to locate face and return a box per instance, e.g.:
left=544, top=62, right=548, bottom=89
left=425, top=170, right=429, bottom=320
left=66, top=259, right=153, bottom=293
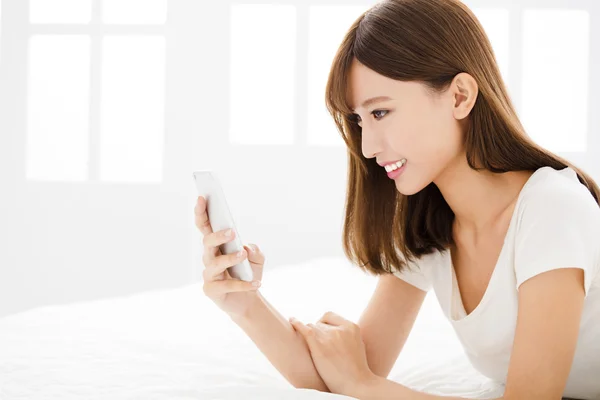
left=347, top=58, right=469, bottom=195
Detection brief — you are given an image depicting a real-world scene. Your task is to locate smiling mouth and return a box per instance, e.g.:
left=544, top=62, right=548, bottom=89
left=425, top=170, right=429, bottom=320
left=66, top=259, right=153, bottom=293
left=386, top=160, right=407, bottom=179
left=383, top=159, right=407, bottom=172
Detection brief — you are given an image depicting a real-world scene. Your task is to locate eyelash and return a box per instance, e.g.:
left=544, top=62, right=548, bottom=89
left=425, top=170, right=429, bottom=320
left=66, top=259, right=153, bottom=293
left=351, top=110, right=389, bottom=126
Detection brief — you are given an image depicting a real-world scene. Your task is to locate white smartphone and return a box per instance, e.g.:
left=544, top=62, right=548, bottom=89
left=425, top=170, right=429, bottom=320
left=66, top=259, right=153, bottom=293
left=193, top=170, right=254, bottom=282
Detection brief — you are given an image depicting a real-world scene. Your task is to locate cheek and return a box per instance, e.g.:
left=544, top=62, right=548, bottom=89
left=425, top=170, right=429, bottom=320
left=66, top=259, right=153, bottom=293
left=431, top=107, right=463, bottom=148
left=385, top=105, right=458, bottom=163
left=423, top=121, right=463, bottom=169
left=405, top=113, right=458, bottom=165
left=387, top=115, right=431, bottom=161
left=385, top=114, right=421, bottom=153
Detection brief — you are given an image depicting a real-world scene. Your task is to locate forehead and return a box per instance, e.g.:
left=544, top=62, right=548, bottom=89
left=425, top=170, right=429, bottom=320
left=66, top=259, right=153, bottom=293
left=347, top=59, right=402, bottom=110
left=346, top=60, right=426, bottom=110
left=347, top=60, right=383, bottom=108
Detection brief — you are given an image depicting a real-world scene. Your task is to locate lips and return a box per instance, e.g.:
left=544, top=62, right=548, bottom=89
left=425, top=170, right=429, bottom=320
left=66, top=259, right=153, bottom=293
left=386, top=161, right=406, bottom=179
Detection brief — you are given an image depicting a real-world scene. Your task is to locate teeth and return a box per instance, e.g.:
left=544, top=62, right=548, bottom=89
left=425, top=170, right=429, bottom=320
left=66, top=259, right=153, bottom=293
left=384, top=159, right=406, bottom=172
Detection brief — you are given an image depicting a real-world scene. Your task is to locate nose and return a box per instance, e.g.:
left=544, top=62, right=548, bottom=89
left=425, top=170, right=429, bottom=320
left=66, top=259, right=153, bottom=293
left=361, top=125, right=383, bottom=160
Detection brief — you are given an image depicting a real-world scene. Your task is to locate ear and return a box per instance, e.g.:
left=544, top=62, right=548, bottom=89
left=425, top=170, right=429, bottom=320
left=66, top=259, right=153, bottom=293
left=450, top=72, right=478, bottom=120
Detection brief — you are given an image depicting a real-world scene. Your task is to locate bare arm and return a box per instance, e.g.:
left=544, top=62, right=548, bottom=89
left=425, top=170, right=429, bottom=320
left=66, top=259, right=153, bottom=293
left=230, top=291, right=330, bottom=392
left=195, top=195, right=328, bottom=391
left=229, top=272, right=427, bottom=393
left=358, top=273, right=427, bottom=378
left=351, top=269, right=585, bottom=400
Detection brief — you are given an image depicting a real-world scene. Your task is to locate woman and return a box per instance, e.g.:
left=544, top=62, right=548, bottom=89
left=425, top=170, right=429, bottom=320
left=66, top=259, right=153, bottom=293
left=195, top=0, right=600, bottom=399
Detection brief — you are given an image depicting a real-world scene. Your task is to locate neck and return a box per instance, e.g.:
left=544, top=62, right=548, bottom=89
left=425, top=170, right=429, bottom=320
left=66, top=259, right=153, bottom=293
left=433, top=153, right=533, bottom=236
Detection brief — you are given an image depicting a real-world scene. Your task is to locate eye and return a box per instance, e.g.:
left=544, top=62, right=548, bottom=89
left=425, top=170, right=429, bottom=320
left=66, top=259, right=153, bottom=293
left=350, top=110, right=388, bottom=128
left=372, top=109, right=388, bottom=120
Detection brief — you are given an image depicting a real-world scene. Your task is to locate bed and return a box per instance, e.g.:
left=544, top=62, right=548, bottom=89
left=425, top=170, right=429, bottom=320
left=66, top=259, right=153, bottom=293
left=0, top=256, right=505, bottom=399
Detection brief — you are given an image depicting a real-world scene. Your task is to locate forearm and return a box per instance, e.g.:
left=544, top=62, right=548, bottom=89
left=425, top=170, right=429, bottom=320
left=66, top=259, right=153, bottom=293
left=351, top=375, right=502, bottom=400
left=229, top=291, right=330, bottom=392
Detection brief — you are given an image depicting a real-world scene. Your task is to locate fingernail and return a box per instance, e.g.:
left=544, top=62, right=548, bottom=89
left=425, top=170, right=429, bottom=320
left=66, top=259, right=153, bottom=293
left=252, top=280, right=261, bottom=287
left=245, top=244, right=253, bottom=253
left=225, top=229, right=232, bottom=237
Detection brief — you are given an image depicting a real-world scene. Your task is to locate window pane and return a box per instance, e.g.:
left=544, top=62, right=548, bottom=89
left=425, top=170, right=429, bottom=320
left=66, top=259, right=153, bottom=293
left=522, top=10, right=589, bottom=152
left=27, top=36, right=90, bottom=181
left=102, top=0, right=167, bottom=24
left=230, top=4, right=296, bottom=145
left=100, top=36, right=166, bottom=183
left=308, top=5, right=371, bottom=147
left=29, top=0, right=92, bottom=24
left=471, top=8, right=509, bottom=82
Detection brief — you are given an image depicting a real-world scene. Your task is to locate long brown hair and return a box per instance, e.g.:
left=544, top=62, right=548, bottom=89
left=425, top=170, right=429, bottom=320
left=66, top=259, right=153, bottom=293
left=325, top=0, right=600, bottom=276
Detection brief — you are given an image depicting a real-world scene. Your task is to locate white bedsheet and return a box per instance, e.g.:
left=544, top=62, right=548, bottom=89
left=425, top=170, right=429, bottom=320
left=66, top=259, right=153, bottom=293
left=0, top=257, right=504, bottom=399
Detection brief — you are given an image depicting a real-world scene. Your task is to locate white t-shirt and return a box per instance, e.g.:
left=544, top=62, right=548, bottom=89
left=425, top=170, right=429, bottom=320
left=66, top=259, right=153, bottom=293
left=394, top=166, right=600, bottom=400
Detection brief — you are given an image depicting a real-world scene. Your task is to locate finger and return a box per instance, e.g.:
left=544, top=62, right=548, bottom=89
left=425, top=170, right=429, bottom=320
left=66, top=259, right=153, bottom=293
left=314, top=321, right=334, bottom=332
left=195, top=196, right=213, bottom=236
left=203, top=249, right=248, bottom=281
left=203, top=277, right=261, bottom=297
left=203, top=227, right=235, bottom=248
left=311, top=323, right=334, bottom=340
left=243, top=243, right=265, bottom=266
left=306, top=323, right=327, bottom=340
left=319, top=311, right=351, bottom=327
left=202, top=228, right=236, bottom=258
left=291, top=319, right=327, bottom=347
left=289, top=317, right=314, bottom=338
left=290, top=321, right=321, bottom=357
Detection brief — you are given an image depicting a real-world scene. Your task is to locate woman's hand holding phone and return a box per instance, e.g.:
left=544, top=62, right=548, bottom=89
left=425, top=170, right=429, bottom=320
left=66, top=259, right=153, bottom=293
left=195, top=195, right=265, bottom=317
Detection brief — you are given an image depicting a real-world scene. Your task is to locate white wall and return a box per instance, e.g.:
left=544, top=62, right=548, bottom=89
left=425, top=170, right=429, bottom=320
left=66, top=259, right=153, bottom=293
left=0, top=0, right=598, bottom=317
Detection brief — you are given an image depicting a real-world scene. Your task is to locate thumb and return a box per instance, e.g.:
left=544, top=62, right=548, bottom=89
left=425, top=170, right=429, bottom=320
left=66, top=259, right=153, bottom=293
left=244, top=243, right=264, bottom=282
left=289, top=317, right=313, bottom=337
left=244, top=243, right=265, bottom=266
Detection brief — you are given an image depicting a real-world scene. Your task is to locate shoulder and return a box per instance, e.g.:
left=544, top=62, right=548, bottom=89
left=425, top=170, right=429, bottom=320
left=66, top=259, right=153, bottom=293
left=512, top=166, right=600, bottom=294
left=516, top=166, right=600, bottom=228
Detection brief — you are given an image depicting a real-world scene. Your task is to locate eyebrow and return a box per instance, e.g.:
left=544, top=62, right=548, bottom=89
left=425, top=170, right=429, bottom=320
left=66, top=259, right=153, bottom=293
left=351, top=96, right=393, bottom=112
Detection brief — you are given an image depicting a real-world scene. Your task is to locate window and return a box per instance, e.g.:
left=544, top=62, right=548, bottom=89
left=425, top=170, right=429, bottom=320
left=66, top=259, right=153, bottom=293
left=27, top=35, right=91, bottom=181
left=0, top=1, right=3, bottom=73
left=229, top=4, right=296, bottom=145
left=102, top=0, right=167, bottom=24
left=99, top=36, right=166, bottom=182
left=26, top=0, right=167, bottom=183
left=521, top=9, right=589, bottom=152
left=30, top=0, right=92, bottom=24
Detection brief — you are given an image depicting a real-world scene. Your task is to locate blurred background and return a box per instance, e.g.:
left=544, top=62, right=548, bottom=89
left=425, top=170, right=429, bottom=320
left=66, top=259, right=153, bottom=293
left=0, top=0, right=598, bottom=318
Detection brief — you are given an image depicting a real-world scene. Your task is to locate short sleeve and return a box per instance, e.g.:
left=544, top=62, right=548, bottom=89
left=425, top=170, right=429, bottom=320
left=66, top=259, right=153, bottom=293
left=392, top=252, right=435, bottom=292
left=514, top=181, right=600, bottom=297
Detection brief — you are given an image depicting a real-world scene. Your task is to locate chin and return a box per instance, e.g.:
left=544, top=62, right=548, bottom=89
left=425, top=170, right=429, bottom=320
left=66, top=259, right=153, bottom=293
left=394, top=178, right=429, bottom=196
left=394, top=183, right=419, bottom=196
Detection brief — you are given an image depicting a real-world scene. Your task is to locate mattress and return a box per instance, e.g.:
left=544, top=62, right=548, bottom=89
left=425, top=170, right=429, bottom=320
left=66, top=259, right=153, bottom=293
left=0, top=256, right=504, bottom=399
